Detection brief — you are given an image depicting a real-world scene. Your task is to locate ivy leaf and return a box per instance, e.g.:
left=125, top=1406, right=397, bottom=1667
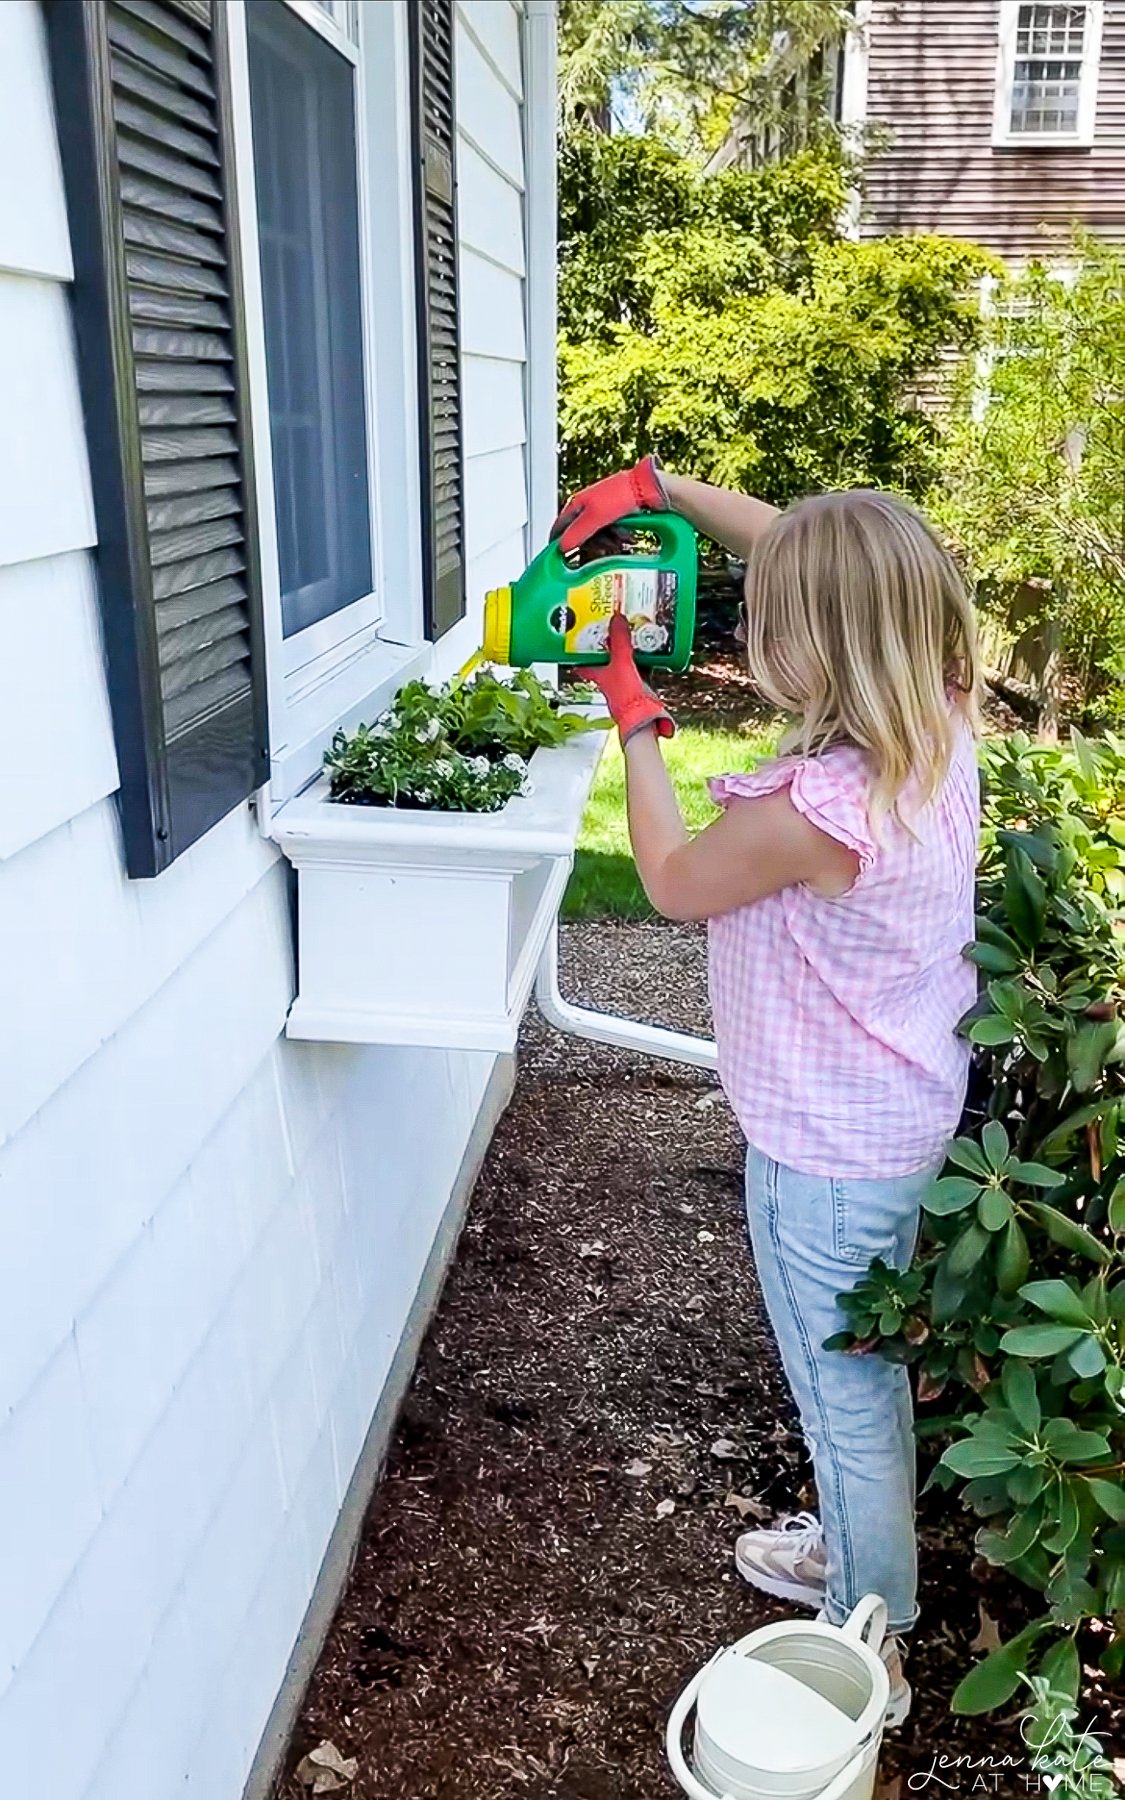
left=999, top=1324, right=1086, bottom=1357
left=1108, top=1177, right=1125, bottom=1236
left=982, top=1119, right=1011, bottom=1172
left=1018, top=1279, right=1095, bottom=1328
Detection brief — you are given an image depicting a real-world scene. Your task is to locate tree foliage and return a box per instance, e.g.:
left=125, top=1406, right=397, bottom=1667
left=933, top=238, right=1125, bottom=719
left=558, top=0, right=849, bottom=158
left=559, top=131, right=996, bottom=507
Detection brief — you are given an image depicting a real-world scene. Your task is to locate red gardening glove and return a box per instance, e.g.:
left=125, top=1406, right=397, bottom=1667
left=589, top=612, right=675, bottom=745
left=551, top=456, right=667, bottom=555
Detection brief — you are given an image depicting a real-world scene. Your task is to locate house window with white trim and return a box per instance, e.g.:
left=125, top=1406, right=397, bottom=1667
left=993, top=2, right=1103, bottom=147
left=246, top=0, right=372, bottom=640
left=226, top=0, right=469, bottom=804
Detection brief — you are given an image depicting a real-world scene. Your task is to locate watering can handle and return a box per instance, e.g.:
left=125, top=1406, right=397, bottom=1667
left=665, top=1653, right=737, bottom=1800
left=839, top=1593, right=888, bottom=1653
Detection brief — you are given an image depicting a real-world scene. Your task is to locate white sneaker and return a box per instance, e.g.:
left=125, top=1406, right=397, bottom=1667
left=812, top=1605, right=912, bottom=1730
left=881, top=1637, right=912, bottom=1729
left=734, top=1510, right=827, bottom=1606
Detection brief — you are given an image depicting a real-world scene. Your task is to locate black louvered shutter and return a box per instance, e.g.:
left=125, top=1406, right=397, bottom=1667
left=410, top=0, right=467, bottom=640
left=46, top=0, right=267, bottom=878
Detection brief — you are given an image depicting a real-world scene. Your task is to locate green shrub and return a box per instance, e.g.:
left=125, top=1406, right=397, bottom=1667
left=831, top=730, right=1125, bottom=1710
left=932, top=237, right=1125, bottom=720
left=559, top=132, right=996, bottom=505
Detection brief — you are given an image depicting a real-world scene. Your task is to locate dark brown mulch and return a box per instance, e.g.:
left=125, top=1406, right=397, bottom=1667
left=277, top=923, right=1122, bottom=1800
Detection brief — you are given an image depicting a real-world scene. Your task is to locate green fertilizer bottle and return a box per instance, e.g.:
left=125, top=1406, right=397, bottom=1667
left=482, top=513, right=697, bottom=672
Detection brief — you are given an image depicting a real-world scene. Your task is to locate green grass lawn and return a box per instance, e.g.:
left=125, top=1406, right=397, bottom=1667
left=563, top=724, right=772, bottom=919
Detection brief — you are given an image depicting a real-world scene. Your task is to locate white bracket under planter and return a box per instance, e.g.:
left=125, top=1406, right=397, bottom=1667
left=272, top=716, right=609, bottom=1052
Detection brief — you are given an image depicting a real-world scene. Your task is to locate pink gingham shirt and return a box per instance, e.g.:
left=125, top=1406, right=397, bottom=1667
left=707, top=724, right=980, bottom=1179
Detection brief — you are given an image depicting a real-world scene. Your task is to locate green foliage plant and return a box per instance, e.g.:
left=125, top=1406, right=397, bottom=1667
left=829, top=730, right=1125, bottom=1711
left=558, top=130, right=997, bottom=507
left=934, top=236, right=1125, bottom=719
left=324, top=670, right=608, bottom=814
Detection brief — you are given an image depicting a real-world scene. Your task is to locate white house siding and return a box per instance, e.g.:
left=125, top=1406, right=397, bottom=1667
left=0, top=5, right=533, bottom=1800
left=457, top=0, right=530, bottom=632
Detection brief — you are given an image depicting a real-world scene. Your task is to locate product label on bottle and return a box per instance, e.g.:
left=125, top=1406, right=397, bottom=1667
left=548, top=569, right=678, bottom=657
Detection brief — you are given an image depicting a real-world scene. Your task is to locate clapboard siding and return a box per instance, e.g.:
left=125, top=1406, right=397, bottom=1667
left=0, top=1, right=536, bottom=1795
left=0, top=553, right=119, bottom=861
left=862, top=0, right=1125, bottom=257
left=459, top=0, right=524, bottom=99
left=463, top=355, right=528, bottom=456
left=0, top=276, right=95, bottom=569
left=458, top=136, right=526, bottom=273
left=0, top=2, right=71, bottom=281
left=456, top=0, right=529, bottom=599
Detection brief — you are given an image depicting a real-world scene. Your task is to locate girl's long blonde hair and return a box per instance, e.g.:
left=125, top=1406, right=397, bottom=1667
left=742, top=489, right=980, bottom=823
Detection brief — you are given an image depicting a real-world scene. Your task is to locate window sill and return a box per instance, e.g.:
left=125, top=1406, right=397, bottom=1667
left=991, top=134, right=1094, bottom=151
left=270, top=712, right=609, bottom=1051
left=265, top=634, right=431, bottom=810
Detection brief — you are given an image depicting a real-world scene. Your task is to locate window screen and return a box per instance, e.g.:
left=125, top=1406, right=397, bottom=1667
left=1009, top=3, right=1087, bottom=135
left=247, top=0, right=372, bottom=638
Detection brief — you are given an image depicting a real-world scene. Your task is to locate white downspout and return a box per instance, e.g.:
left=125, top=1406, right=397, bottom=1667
left=523, top=5, right=715, bottom=1075
left=535, top=922, right=720, bottom=1071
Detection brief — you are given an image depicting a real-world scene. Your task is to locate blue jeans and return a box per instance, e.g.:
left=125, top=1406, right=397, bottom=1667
left=745, top=1146, right=938, bottom=1635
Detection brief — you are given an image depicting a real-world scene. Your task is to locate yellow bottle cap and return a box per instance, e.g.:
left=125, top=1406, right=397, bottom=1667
left=482, top=585, right=512, bottom=666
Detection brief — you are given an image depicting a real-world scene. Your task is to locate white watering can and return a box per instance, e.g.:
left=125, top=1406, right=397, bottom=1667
left=665, top=1596, right=891, bottom=1800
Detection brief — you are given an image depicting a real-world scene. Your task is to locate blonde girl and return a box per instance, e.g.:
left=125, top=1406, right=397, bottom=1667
left=554, top=461, right=981, bottom=1725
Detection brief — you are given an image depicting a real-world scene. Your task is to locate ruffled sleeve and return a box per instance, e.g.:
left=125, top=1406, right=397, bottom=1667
left=709, top=751, right=878, bottom=878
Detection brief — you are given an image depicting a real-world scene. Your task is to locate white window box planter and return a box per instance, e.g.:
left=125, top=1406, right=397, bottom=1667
left=272, top=712, right=609, bottom=1051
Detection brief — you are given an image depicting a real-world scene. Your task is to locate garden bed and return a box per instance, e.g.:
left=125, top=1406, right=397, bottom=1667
left=277, top=922, right=1125, bottom=1800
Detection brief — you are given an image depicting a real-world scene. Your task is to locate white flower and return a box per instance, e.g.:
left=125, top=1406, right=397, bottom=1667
left=414, top=787, right=434, bottom=805
left=415, top=717, right=441, bottom=743
left=519, top=777, right=534, bottom=798
left=467, top=756, right=490, bottom=777
left=434, top=759, right=456, bottom=779
left=502, top=752, right=526, bottom=773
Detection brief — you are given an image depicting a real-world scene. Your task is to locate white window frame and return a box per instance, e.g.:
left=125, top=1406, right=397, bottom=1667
left=227, top=0, right=430, bottom=806
left=992, top=0, right=1103, bottom=150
